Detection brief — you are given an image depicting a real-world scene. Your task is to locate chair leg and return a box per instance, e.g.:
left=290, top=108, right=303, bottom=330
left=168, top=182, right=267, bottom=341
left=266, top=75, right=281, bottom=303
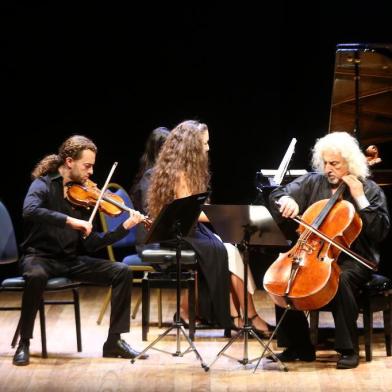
left=188, top=277, right=195, bottom=341
left=96, top=288, right=112, bottom=325
left=39, top=300, right=48, bottom=358
left=142, top=277, right=150, bottom=341
left=309, top=311, right=319, bottom=346
left=362, top=302, right=373, bottom=362
left=73, top=288, right=82, bottom=352
left=157, top=288, right=162, bottom=328
left=131, top=294, right=142, bottom=319
left=11, top=318, right=21, bottom=348
left=383, top=295, right=392, bottom=356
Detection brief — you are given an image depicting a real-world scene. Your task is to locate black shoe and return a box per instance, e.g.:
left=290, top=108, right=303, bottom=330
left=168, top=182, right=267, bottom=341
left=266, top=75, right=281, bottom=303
left=103, top=339, right=148, bottom=360
left=13, top=341, right=30, bottom=366
left=268, top=346, right=316, bottom=362
left=267, top=323, right=275, bottom=333
left=252, top=328, right=273, bottom=340
left=336, top=353, right=359, bottom=369
left=249, top=315, right=274, bottom=339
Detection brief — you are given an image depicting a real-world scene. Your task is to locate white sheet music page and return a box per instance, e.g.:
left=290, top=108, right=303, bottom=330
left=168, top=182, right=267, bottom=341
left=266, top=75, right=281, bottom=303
left=273, top=138, right=297, bottom=185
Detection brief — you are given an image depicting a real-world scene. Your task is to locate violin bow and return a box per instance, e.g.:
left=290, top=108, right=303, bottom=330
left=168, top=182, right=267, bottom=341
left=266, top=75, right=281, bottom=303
left=293, top=216, right=378, bottom=271
left=87, top=161, right=118, bottom=225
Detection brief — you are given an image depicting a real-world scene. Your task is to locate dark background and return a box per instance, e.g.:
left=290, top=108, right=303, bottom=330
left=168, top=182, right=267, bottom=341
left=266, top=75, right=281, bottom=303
left=1, top=2, right=392, bottom=277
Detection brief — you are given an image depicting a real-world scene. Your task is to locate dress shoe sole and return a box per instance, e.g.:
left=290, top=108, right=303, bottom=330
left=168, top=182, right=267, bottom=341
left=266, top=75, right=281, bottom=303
left=336, top=363, right=358, bottom=369
left=336, top=360, right=359, bottom=369
left=13, top=359, right=30, bottom=366
left=103, top=351, right=148, bottom=360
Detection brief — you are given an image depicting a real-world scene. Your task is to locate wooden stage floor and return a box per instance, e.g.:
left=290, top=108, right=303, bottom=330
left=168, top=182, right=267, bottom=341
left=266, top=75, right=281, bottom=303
left=1, top=286, right=392, bottom=391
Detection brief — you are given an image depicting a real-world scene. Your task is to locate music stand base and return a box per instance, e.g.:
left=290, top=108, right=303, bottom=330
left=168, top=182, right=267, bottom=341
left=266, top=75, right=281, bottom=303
left=207, top=325, right=288, bottom=371
left=131, top=321, right=208, bottom=370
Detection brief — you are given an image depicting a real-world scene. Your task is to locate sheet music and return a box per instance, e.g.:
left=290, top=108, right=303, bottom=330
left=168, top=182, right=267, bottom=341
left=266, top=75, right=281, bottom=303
left=260, top=169, right=307, bottom=177
left=273, top=138, right=297, bottom=185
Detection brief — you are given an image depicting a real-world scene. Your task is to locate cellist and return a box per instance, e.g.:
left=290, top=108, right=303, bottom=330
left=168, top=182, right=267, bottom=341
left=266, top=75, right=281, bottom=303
left=269, top=131, right=390, bottom=369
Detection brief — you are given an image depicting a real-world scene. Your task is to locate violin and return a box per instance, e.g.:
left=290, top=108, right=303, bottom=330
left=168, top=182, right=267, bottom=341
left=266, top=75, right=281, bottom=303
left=263, top=182, right=377, bottom=311
left=66, top=179, right=152, bottom=228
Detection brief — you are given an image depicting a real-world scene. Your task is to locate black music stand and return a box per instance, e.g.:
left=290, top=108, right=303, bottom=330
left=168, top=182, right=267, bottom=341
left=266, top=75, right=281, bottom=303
left=202, top=204, right=290, bottom=371
left=131, top=193, right=209, bottom=370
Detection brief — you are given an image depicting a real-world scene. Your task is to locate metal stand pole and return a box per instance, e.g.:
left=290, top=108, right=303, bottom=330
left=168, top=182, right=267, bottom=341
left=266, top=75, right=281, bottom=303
left=207, top=228, right=288, bottom=371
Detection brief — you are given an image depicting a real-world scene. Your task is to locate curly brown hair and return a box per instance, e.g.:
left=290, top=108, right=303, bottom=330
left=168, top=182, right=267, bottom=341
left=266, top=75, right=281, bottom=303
left=31, top=135, right=97, bottom=179
left=147, top=120, right=210, bottom=218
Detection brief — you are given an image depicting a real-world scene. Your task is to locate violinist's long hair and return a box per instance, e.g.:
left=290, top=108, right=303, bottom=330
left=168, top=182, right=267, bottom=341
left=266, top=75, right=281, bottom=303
left=31, top=135, right=97, bottom=179
left=311, top=131, right=370, bottom=179
left=147, top=120, right=210, bottom=219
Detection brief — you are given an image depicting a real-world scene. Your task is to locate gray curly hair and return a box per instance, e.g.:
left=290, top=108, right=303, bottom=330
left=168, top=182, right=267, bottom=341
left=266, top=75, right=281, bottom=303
left=311, top=132, right=370, bottom=179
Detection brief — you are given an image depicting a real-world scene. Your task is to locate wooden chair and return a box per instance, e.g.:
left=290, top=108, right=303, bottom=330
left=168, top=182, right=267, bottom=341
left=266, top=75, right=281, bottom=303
left=96, top=183, right=155, bottom=324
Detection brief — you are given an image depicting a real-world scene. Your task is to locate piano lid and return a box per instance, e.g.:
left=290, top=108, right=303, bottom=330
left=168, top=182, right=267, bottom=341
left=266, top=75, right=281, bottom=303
left=329, top=43, right=392, bottom=185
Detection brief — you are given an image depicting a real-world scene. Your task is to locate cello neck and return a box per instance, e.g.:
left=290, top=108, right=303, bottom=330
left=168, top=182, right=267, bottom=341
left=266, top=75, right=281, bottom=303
left=312, top=182, right=346, bottom=229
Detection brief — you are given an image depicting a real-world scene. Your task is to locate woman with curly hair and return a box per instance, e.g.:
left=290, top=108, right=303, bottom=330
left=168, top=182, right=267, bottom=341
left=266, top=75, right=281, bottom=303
left=147, top=120, right=272, bottom=334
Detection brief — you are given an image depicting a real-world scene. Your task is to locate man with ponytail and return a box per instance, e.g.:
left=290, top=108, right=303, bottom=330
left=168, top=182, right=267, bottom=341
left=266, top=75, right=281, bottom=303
left=13, top=135, right=148, bottom=366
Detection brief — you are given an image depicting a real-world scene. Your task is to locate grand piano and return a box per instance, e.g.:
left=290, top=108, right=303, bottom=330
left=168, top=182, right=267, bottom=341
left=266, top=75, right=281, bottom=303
left=329, top=43, right=392, bottom=185
left=329, top=43, right=392, bottom=277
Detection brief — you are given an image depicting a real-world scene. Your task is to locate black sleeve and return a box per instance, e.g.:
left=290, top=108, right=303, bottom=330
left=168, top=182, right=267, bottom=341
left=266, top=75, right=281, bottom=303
left=82, top=222, right=130, bottom=253
left=269, top=174, right=314, bottom=216
left=358, top=180, right=390, bottom=243
left=23, top=178, right=67, bottom=228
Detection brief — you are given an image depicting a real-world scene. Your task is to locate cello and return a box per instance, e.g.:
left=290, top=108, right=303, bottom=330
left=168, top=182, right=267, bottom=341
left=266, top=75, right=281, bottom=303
left=263, top=182, right=377, bottom=311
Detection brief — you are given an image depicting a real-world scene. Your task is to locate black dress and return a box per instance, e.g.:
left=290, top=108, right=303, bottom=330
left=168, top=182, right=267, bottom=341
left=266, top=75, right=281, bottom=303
left=131, top=169, right=232, bottom=328
left=184, top=223, right=232, bottom=328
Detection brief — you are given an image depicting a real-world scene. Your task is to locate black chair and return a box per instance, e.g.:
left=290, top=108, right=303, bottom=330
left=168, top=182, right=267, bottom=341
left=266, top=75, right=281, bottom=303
left=141, top=248, right=197, bottom=340
left=140, top=247, right=231, bottom=341
left=0, top=200, right=82, bottom=358
left=309, top=273, right=392, bottom=361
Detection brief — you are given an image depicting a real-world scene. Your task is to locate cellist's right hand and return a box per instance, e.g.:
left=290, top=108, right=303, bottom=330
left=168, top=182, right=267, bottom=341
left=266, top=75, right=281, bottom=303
left=277, top=196, right=299, bottom=219
left=66, top=216, right=92, bottom=237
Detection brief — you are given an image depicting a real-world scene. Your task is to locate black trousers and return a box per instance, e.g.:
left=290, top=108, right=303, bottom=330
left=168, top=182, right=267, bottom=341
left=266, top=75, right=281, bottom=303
left=19, top=254, right=132, bottom=340
left=276, top=258, right=371, bottom=353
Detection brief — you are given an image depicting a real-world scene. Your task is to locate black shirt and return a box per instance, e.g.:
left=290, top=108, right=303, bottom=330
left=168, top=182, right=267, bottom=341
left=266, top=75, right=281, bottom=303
left=21, top=173, right=129, bottom=260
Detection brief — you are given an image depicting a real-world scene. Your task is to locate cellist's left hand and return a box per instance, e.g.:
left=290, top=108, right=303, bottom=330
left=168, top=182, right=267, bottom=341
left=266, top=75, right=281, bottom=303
left=342, top=175, right=365, bottom=198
